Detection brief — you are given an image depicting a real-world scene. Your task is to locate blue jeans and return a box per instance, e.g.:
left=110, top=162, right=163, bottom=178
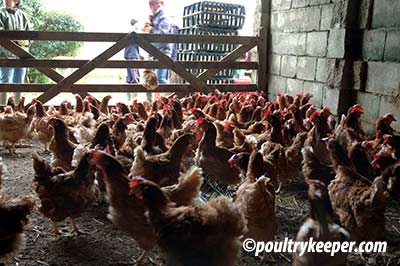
left=0, top=67, right=27, bottom=104
left=0, top=67, right=26, bottom=83
left=155, top=68, right=168, bottom=84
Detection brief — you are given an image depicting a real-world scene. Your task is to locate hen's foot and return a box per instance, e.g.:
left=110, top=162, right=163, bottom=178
left=52, top=222, right=62, bottom=235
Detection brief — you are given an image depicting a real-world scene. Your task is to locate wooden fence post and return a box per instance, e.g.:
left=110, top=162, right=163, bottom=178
left=257, top=0, right=271, bottom=96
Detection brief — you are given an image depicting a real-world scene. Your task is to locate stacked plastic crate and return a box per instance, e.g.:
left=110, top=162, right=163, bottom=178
left=178, top=1, right=246, bottom=84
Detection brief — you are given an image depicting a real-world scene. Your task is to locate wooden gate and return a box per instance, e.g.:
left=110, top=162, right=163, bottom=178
left=0, top=30, right=265, bottom=104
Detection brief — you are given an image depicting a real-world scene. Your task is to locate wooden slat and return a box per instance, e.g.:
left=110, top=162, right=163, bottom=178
left=36, top=32, right=134, bottom=104
left=0, top=30, right=257, bottom=44
left=0, top=83, right=257, bottom=93
left=257, top=0, right=271, bottom=94
left=0, top=40, right=89, bottom=99
left=197, top=39, right=258, bottom=83
left=132, top=32, right=208, bottom=91
left=0, top=59, right=258, bottom=69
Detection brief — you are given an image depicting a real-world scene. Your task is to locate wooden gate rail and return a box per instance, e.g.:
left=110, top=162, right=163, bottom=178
left=0, top=30, right=262, bottom=104
left=0, top=84, right=257, bottom=93
left=0, top=59, right=258, bottom=69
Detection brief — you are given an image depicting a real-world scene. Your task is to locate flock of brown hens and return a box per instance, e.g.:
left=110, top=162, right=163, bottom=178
left=0, top=91, right=399, bottom=266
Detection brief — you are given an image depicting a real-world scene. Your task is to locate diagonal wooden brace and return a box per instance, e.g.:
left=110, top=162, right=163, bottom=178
left=131, top=31, right=209, bottom=92
left=33, top=31, right=134, bottom=104
left=0, top=40, right=89, bottom=101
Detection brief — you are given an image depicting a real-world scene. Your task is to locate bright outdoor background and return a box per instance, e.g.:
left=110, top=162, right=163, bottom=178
left=37, top=0, right=256, bottom=104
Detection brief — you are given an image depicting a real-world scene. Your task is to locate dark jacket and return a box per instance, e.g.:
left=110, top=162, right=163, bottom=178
left=124, top=41, right=140, bottom=60
left=150, top=8, right=172, bottom=57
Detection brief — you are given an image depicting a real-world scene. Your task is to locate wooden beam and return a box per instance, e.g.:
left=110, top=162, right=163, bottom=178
left=0, top=30, right=257, bottom=44
left=35, top=32, right=134, bottom=104
left=0, top=59, right=258, bottom=69
left=257, top=0, right=271, bottom=95
left=132, top=31, right=208, bottom=91
left=0, top=83, right=257, bottom=93
left=197, top=39, right=258, bottom=83
left=0, top=40, right=89, bottom=99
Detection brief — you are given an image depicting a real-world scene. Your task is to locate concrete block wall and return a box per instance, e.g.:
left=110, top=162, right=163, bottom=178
left=266, top=0, right=400, bottom=133
left=268, top=0, right=335, bottom=110
left=355, top=0, right=400, bottom=132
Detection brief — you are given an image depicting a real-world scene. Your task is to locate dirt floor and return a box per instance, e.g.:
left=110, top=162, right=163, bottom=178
left=1, top=141, right=400, bottom=266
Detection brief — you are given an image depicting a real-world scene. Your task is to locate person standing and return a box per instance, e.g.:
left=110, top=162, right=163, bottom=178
left=147, top=0, right=172, bottom=84
left=124, top=18, right=141, bottom=84
left=0, top=0, right=32, bottom=104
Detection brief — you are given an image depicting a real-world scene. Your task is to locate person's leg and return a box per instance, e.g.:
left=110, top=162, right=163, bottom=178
left=155, top=68, right=168, bottom=84
left=0, top=67, right=14, bottom=83
left=12, top=67, right=26, bottom=102
left=126, top=68, right=134, bottom=83
left=133, top=68, right=140, bottom=83
left=12, top=67, right=26, bottom=83
left=0, top=67, right=14, bottom=104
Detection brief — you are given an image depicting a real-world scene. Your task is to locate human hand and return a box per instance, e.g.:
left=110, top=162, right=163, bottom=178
left=15, top=40, right=30, bottom=46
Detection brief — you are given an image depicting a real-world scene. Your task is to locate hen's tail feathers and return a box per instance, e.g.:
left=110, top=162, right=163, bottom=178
left=31, top=152, right=53, bottom=177
left=72, top=144, right=90, bottom=168
left=370, top=176, right=388, bottom=207
left=233, top=127, right=245, bottom=146
left=165, top=166, right=203, bottom=206
left=302, top=146, right=335, bottom=186
left=134, top=146, right=145, bottom=164
left=208, top=196, right=247, bottom=237
left=131, top=146, right=146, bottom=176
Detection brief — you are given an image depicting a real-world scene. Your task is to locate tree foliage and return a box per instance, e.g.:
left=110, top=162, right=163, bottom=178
left=29, top=11, right=84, bottom=59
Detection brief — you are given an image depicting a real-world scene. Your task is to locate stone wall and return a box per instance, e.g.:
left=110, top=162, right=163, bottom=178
left=266, top=0, right=400, bottom=133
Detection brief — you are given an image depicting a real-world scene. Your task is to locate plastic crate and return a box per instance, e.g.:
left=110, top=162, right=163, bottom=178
left=177, top=51, right=235, bottom=79
left=178, top=26, right=238, bottom=53
left=183, top=1, right=246, bottom=30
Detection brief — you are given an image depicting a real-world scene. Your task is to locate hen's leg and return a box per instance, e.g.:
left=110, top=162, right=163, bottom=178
left=136, top=250, right=149, bottom=266
left=69, top=217, right=89, bottom=235
left=69, top=217, right=79, bottom=234
left=260, top=251, right=276, bottom=263
left=44, top=143, right=49, bottom=153
left=275, top=181, right=282, bottom=194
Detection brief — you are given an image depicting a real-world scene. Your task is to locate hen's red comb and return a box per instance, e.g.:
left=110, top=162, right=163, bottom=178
left=129, top=177, right=145, bottom=189
left=90, top=149, right=103, bottom=160
left=322, top=107, right=331, bottom=114
left=306, top=179, right=325, bottom=187
left=197, top=117, right=205, bottom=125
left=263, top=110, right=272, bottom=118
left=163, top=104, right=170, bottom=111
left=310, top=111, right=321, bottom=121
left=351, top=106, right=363, bottom=114
left=383, top=134, right=391, bottom=143
left=224, top=121, right=233, bottom=129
